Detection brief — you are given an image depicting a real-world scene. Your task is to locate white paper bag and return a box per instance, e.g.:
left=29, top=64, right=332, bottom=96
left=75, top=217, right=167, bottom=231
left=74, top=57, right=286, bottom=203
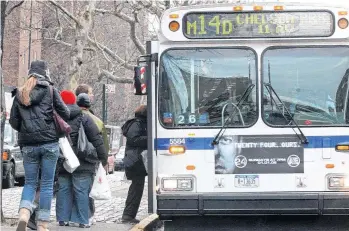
left=59, top=137, right=80, bottom=173
left=141, top=150, right=148, bottom=173
left=90, top=163, right=112, bottom=200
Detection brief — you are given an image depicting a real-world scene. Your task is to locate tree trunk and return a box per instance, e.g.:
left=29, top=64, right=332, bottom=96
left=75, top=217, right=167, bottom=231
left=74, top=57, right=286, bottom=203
left=68, top=1, right=96, bottom=90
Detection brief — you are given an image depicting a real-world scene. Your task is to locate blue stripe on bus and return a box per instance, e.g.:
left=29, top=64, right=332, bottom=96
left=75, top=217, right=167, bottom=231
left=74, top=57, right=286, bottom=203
left=155, top=136, right=349, bottom=150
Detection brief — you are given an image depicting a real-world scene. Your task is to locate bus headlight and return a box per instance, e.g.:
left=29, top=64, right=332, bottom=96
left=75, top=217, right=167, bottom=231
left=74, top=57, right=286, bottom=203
left=161, top=177, right=194, bottom=191
left=328, top=175, right=349, bottom=189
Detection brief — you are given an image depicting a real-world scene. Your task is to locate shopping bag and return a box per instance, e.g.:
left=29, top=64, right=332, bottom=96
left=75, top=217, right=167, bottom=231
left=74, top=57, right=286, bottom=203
left=59, top=137, right=80, bottom=173
left=89, top=163, right=112, bottom=200
left=141, top=150, right=148, bottom=173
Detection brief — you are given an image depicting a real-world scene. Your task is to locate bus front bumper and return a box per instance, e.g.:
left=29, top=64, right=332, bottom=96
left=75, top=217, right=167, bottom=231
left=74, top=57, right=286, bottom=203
left=157, top=193, right=349, bottom=217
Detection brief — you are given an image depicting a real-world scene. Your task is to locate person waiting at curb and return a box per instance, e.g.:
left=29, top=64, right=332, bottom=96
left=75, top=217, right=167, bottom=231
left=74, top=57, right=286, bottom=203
left=121, top=105, right=148, bottom=224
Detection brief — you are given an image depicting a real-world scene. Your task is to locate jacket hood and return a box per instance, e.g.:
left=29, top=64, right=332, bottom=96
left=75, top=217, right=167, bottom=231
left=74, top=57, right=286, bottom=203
left=15, top=80, right=51, bottom=106
left=121, top=118, right=136, bottom=137
left=67, top=104, right=82, bottom=120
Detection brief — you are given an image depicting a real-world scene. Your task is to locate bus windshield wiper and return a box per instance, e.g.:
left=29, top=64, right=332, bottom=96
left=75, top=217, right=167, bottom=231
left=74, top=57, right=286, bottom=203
left=212, top=84, right=255, bottom=146
left=264, top=83, right=308, bottom=144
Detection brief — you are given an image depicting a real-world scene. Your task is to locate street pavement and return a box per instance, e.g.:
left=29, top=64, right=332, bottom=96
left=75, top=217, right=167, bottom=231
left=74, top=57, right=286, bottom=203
left=1, top=171, right=149, bottom=230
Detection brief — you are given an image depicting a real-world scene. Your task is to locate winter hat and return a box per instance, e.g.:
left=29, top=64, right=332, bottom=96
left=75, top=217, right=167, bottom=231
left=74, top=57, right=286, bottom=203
left=77, top=93, right=91, bottom=108
left=28, top=60, right=51, bottom=81
left=60, top=90, right=76, bottom=105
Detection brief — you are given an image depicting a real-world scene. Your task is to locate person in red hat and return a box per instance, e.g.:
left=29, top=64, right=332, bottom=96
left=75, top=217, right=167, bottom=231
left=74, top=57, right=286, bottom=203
left=55, top=90, right=107, bottom=228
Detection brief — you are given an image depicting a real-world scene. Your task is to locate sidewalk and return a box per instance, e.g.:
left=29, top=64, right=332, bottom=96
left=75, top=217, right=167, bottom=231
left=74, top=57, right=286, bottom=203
left=0, top=222, right=134, bottom=231
left=1, top=172, right=149, bottom=231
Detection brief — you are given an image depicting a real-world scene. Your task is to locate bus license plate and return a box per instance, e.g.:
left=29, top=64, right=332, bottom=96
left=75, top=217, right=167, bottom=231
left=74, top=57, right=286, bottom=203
left=234, top=175, right=259, bottom=188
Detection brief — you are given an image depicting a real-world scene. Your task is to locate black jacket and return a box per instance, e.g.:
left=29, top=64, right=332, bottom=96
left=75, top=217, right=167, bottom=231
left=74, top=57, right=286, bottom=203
left=9, top=80, right=70, bottom=146
left=122, top=113, right=147, bottom=180
left=59, top=104, right=108, bottom=175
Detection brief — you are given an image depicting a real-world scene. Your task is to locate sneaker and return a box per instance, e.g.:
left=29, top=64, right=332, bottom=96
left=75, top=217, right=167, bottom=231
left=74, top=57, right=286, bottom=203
left=89, top=217, right=96, bottom=226
left=58, top=221, right=69, bottom=226
left=79, top=224, right=91, bottom=228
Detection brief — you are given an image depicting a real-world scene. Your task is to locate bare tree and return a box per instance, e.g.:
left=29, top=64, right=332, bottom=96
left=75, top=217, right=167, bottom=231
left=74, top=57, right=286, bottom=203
left=1, top=0, right=25, bottom=223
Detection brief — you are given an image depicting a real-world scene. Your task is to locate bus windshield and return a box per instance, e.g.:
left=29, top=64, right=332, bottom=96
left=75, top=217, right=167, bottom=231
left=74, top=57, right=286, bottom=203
left=159, top=48, right=258, bottom=128
left=262, top=46, right=349, bottom=126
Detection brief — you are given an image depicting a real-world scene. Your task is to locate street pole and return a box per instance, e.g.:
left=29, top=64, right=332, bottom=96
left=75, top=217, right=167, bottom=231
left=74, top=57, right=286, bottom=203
left=28, top=0, right=33, bottom=68
left=105, top=79, right=108, bottom=124
left=102, top=84, right=106, bottom=123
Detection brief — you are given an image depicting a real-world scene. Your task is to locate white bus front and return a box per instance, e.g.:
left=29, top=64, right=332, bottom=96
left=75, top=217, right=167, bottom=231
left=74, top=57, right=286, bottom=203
left=134, top=3, right=349, bottom=219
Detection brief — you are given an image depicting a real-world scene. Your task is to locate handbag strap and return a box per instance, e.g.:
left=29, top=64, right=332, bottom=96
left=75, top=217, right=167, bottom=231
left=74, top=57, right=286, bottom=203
left=49, top=86, right=54, bottom=108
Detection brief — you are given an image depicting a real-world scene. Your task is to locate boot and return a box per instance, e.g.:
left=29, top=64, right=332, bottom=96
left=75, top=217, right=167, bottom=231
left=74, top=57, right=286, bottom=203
left=16, top=208, right=31, bottom=231
left=37, top=221, right=49, bottom=231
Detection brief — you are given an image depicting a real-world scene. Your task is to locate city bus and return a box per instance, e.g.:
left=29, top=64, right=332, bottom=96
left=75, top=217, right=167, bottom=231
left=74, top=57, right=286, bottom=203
left=133, top=1, right=349, bottom=227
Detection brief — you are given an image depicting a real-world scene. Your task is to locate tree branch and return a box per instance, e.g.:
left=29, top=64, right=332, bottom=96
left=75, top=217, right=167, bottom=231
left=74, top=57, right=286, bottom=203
left=48, top=0, right=82, bottom=27
left=5, top=1, right=24, bottom=17
left=87, top=36, right=134, bottom=70
left=98, top=69, right=133, bottom=84
left=95, top=8, right=134, bottom=24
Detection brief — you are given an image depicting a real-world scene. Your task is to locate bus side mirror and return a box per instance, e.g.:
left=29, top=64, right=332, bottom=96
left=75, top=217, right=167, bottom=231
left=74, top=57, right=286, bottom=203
left=134, top=66, right=147, bottom=95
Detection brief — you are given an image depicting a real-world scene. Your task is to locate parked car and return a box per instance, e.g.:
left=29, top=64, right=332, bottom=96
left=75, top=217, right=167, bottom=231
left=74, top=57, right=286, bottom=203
left=2, top=120, right=25, bottom=188
left=114, top=146, right=125, bottom=171
left=105, top=125, right=122, bottom=174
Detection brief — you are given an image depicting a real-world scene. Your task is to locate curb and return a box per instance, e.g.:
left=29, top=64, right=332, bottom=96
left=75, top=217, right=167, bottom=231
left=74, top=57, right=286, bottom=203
left=130, top=214, right=161, bottom=231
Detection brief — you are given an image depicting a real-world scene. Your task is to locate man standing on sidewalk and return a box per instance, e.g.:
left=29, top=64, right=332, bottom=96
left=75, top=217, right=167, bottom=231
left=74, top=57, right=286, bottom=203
left=75, top=84, right=109, bottom=225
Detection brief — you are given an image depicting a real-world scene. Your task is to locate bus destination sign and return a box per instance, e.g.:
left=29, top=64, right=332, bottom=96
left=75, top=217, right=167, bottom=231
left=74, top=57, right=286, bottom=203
left=183, top=11, right=334, bottom=39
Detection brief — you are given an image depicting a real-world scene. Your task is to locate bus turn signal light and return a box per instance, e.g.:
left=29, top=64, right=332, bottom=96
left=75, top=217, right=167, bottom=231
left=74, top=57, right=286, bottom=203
left=326, top=164, right=335, bottom=169
left=233, top=6, right=243, bottom=11
left=274, top=6, right=284, bottom=11
left=336, top=144, right=349, bottom=151
left=338, top=18, right=349, bottom=29
left=186, top=165, right=196, bottom=170
left=169, top=14, right=179, bottom=19
left=339, top=11, right=348, bottom=16
left=169, top=21, right=180, bottom=32
left=169, top=145, right=185, bottom=155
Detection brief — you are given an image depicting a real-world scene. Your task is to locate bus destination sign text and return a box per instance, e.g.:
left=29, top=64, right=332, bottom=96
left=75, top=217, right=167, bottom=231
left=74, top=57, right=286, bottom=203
left=183, top=11, right=334, bottom=39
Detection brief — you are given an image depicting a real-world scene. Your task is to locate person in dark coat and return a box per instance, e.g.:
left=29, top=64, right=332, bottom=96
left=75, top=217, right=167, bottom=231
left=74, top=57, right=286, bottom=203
left=121, top=105, right=147, bottom=223
left=55, top=91, right=108, bottom=228
left=75, top=84, right=109, bottom=225
left=9, top=60, right=70, bottom=231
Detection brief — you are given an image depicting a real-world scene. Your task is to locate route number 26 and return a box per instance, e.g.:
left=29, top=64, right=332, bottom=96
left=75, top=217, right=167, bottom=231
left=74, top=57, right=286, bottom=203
left=177, top=114, right=196, bottom=124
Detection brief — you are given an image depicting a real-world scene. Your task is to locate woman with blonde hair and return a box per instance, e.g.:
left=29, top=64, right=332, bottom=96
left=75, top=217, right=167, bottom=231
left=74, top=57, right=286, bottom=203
left=9, top=60, right=70, bottom=231
left=121, top=105, right=147, bottom=223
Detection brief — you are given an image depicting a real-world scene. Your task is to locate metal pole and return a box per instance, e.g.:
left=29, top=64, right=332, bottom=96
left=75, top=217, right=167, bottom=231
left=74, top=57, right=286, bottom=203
left=102, top=84, right=106, bottom=123
left=28, top=0, right=33, bottom=68
left=105, top=79, right=108, bottom=124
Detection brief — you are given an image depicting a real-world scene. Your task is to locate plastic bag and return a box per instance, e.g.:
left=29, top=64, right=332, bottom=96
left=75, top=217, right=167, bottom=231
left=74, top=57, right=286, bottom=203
left=89, top=163, right=112, bottom=200
left=59, top=137, right=80, bottom=173
left=141, top=150, right=148, bottom=173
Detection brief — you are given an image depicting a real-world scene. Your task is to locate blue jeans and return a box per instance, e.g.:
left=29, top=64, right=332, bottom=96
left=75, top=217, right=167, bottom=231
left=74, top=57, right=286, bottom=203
left=20, top=142, right=59, bottom=222
left=56, top=173, right=93, bottom=225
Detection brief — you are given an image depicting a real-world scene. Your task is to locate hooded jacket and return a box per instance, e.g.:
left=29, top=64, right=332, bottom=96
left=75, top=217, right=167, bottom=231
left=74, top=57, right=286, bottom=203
left=122, top=112, right=147, bottom=180
left=58, top=104, right=108, bottom=175
left=9, top=79, right=70, bottom=146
